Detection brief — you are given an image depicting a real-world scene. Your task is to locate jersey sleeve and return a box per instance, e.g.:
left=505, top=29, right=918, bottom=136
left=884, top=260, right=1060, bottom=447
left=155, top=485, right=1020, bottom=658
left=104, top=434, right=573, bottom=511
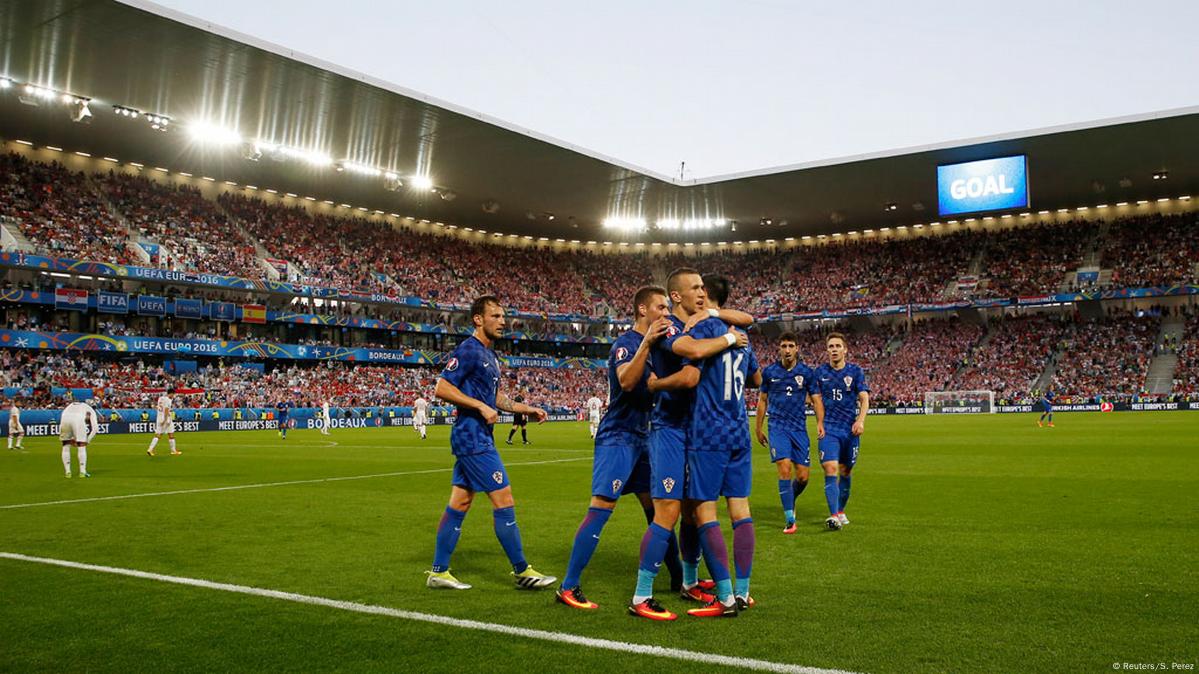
left=746, top=345, right=760, bottom=376
left=440, top=345, right=473, bottom=388
left=804, top=367, right=820, bottom=396
left=612, top=335, right=637, bottom=368
left=678, top=317, right=726, bottom=367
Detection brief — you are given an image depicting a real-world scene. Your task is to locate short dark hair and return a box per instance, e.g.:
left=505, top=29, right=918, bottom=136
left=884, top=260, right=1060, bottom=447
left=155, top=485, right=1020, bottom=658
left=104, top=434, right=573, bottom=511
left=470, top=295, right=501, bottom=319
left=778, top=331, right=798, bottom=344
left=632, top=285, right=667, bottom=319
left=826, top=331, right=848, bottom=346
left=666, top=267, right=700, bottom=293
left=702, top=274, right=731, bottom=307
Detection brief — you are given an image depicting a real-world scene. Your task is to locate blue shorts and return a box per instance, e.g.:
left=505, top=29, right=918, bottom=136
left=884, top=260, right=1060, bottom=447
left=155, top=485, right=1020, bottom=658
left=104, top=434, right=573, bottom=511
left=686, top=446, right=752, bottom=501
left=451, top=450, right=510, bottom=493
left=591, top=435, right=651, bottom=499
left=1042, top=403, right=1053, bottom=414
left=818, top=433, right=859, bottom=468
left=649, top=424, right=687, bottom=500
left=768, top=425, right=810, bottom=466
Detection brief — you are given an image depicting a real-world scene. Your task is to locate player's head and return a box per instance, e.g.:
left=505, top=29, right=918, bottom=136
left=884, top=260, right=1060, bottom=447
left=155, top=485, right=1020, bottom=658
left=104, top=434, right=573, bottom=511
left=666, top=267, right=706, bottom=315
left=778, top=332, right=798, bottom=365
left=701, top=274, right=731, bottom=309
left=826, top=332, right=848, bottom=366
left=632, top=285, right=668, bottom=323
left=470, top=295, right=505, bottom=340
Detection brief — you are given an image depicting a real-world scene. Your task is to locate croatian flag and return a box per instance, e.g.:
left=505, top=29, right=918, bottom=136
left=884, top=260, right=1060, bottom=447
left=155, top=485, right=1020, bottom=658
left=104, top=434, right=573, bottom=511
left=54, top=288, right=89, bottom=311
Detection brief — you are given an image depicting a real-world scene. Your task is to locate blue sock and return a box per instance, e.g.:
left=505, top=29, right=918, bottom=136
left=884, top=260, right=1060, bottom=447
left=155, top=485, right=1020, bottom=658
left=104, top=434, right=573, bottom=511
left=644, top=507, right=682, bottom=584
left=432, top=506, right=466, bottom=572
left=697, top=521, right=732, bottom=602
left=679, top=521, right=700, bottom=586
left=824, top=475, right=840, bottom=515
left=732, top=517, right=754, bottom=599
left=560, top=507, right=612, bottom=590
left=634, top=523, right=673, bottom=598
left=838, top=475, right=852, bottom=513
left=492, top=506, right=527, bottom=574
left=778, top=479, right=795, bottom=522
left=793, top=478, right=808, bottom=497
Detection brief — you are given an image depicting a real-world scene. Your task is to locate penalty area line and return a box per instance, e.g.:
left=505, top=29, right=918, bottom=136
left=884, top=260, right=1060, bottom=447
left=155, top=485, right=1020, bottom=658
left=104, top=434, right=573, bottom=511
left=0, top=552, right=858, bottom=674
left=0, top=457, right=588, bottom=511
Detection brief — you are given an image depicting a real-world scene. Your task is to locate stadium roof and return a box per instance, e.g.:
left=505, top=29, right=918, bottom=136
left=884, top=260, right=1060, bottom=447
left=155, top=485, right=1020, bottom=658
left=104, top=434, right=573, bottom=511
left=2, top=0, right=1197, bottom=244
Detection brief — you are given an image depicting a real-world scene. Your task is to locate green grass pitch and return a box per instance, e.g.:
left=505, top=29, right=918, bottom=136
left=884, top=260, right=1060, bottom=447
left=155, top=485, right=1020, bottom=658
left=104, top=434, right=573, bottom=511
left=1, top=414, right=1195, bottom=673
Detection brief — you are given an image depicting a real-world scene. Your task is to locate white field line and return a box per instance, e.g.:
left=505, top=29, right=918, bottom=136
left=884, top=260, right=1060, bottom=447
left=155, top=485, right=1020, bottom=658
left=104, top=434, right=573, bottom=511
left=0, top=552, right=860, bottom=674
left=0, top=457, right=589, bottom=511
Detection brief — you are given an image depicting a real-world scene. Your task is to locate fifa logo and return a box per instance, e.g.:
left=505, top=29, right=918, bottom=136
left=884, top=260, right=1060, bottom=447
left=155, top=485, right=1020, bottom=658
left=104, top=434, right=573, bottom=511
left=612, top=479, right=623, bottom=494
left=492, top=471, right=504, bottom=484
left=662, top=477, right=675, bottom=493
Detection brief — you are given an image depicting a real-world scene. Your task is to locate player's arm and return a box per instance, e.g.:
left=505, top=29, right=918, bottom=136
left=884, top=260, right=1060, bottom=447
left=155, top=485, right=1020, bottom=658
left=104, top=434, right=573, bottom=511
left=434, top=377, right=497, bottom=425
left=851, top=391, right=869, bottom=436
left=85, top=409, right=98, bottom=442
left=811, top=393, right=826, bottom=439
left=617, top=318, right=669, bottom=391
left=754, top=390, right=769, bottom=446
left=671, top=329, right=747, bottom=360
left=748, top=368, right=762, bottom=389
left=496, top=392, right=547, bottom=423
left=648, top=364, right=700, bottom=392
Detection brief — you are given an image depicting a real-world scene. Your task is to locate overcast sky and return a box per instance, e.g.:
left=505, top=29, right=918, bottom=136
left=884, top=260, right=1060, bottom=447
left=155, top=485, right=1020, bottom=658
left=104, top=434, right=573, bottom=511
left=152, top=0, right=1199, bottom=180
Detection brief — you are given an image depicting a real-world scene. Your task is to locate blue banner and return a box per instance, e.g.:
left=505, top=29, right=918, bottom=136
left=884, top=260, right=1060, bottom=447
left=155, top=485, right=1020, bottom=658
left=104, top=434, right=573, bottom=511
left=937, top=155, right=1029, bottom=216
left=174, top=298, right=204, bottom=319
left=210, top=302, right=237, bottom=322
left=97, top=291, right=130, bottom=314
left=136, top=295, right=167, bottom=317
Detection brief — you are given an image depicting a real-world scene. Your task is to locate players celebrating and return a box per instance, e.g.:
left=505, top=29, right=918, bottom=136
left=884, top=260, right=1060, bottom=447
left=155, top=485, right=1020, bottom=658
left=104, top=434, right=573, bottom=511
left=556, top=286, right=677, bottom=610
left=425, top=296, right=556, bottom=591
left=814, top=333, right=870, bottom=530
left=146, top=390, right=180, bottom=456
left=756, top=332, right=824, bottom=533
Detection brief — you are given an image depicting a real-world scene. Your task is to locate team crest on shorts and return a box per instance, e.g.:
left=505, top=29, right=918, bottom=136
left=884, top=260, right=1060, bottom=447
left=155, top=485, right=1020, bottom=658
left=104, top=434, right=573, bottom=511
left=843, top=375, right=853, bottom=389
left=662, top=477, right=675, bottom=493
left=492, top=471, right=504, bottom=484
left=612, top=479, right=623, bottom=494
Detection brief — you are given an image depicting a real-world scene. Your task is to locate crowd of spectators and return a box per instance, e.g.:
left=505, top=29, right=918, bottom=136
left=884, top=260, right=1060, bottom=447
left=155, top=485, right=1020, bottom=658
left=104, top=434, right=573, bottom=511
left=1047, top=309, right=1160, bottom=402
left=1174, top=310, right=1199, bottom=398
left=0, top=153, right=132, bottom=264
left=869, top=319, right=984, bottom=406
left=1103, top=214, right=1199, bottom=288
left=100, top=172, right=261, bottom=278
left=977, top=220, right=1096, bottom=298
left=952, top=313, right=1066, bottom=402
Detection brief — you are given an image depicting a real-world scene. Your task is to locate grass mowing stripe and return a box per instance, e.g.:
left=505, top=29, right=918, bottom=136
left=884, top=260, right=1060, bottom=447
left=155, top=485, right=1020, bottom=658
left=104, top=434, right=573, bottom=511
left=0, top=456, right=589, bottom=510
left=0, top=552, right=859, bottom=674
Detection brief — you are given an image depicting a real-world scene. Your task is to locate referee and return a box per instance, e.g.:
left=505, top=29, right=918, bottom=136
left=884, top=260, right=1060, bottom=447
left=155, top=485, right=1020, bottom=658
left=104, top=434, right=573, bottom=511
left=505, top=394, right=531, bottom=445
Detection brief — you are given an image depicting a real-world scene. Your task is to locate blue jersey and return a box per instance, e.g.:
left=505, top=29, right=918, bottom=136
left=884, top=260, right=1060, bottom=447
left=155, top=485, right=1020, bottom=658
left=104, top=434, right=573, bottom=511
left=275, top=401, right=293, bottom=418
left=814, top=362, right=869, bottom=437
left=650, top=314, right=692, bottom=428
left=687, top=317, right=759, bottom=453
left=596, top=329, right=652, bottom=444
left=761, top=361, right=818, bottom=431
left=1043, top=391, right=1055, bottom=406
left=441, top=335, right=501, bottom=456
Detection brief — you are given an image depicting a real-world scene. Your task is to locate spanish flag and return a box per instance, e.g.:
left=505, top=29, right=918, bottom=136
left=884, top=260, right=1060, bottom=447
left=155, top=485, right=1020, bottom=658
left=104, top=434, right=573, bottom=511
left=242, top=303, right=266, bottom=324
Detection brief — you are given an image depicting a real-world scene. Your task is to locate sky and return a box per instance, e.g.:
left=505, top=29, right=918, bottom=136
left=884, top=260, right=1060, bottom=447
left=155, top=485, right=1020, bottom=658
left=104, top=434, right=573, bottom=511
left=151, top=0, right=1199, bottom=181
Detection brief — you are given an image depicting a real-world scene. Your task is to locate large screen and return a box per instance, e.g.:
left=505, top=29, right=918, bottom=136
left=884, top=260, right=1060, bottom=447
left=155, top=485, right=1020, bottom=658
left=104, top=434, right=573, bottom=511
left=937, top=155, right=1029, bottom=217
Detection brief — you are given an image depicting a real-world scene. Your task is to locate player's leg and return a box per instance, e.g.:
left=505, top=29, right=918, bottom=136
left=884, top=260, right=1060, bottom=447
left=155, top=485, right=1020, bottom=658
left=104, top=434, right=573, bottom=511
left=463, top=452, right=555, bottom=589
left=147, top=431, right=160, bottom=456
left=1047, top=408, right=1054, bottom=427
left=428, top=482, right=474, bottom=589
left=506, top=425, right=516, bottom=444
left=630, top=427, right=687, bottom=618
left=837, top=436, right=859, bottom=524
left=632, top=491, right=684, bottom=592
left=727, top=496, right=755, bottom=608
left=418, top=417, right=427, bottom=439
left=818, top=434, right=843, bottom=530
left=6, top=427, right=12, bottom=450
left=520, top=424, right=528, bottom=444
left=61, top=441, right=73, bottom=477
left=76, top=441, right=89, bottom=477
left=685, top=451, right=736, bottom=617
left=168, top=431, right=179, bottom=455
left=774, top=449, right=796, bottom=530
left=557, top=495, right=616, bottom=608
left=16, top=427, right=23, bottom=449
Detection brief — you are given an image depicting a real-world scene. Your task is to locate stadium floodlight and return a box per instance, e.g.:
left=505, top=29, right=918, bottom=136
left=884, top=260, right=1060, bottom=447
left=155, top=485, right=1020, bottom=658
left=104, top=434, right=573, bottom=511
left=188, top=121, right=242, bottom=145
left=0, top=77, right=10, bottom=88
left=602, top=216, right=647, bottom=232
left=410, top=175, right=434, bottom=191
left=340, top=161, right=381, bottom=177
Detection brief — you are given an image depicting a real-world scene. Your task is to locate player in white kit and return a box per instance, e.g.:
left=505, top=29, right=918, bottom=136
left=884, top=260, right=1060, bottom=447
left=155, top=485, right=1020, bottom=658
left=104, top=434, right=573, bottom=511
left=60, top=400, right=99, bottom=478
left=320, top=398, right=333, bottom=435
left=146, top=392, right=180, bottom=456
left=585, top=395, right=603, bottom=439
left=7, top=400, right=24, bottom=451
left=413, top=395, right=429, bottom=440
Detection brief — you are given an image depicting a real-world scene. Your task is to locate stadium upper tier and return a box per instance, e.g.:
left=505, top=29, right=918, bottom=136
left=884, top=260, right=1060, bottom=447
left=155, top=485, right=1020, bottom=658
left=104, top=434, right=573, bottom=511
left=2, top=152, right=1198, bottom=320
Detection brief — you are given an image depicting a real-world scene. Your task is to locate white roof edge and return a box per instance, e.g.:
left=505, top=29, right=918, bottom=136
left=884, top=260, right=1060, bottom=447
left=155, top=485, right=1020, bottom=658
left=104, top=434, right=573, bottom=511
left=115, top=2, right=1199, bottom=188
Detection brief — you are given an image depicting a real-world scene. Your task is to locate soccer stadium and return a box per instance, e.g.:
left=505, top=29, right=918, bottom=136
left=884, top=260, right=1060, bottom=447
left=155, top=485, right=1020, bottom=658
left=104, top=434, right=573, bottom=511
left=1, top=1, right=1196, bottom=672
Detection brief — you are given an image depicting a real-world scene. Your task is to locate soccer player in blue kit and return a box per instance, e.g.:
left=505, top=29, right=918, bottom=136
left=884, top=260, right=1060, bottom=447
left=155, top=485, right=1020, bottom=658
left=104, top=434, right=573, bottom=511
left=425, top=296, right=557, bottom=591
left=755, top=332, right=825, bottom=533
left=813, top=332, right=870, bottom=530
left=556, top=286, right=679, bottom=610
left=1038, top=389, right=1056, bottom=428
left=628, top=267, right=752, bottom=621
left=275, top=398, right=294, bottom=440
